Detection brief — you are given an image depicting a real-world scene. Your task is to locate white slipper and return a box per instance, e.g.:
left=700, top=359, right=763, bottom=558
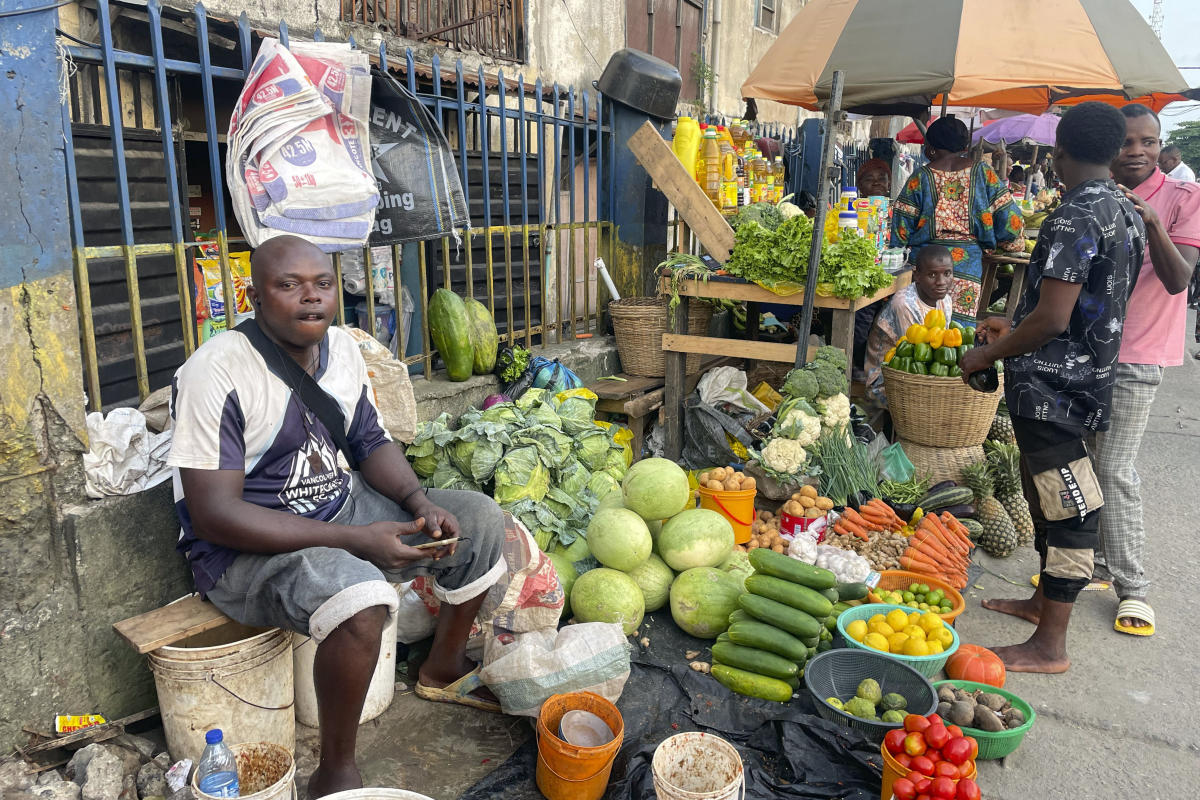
left=1114, top=598, right=1155, bottom=637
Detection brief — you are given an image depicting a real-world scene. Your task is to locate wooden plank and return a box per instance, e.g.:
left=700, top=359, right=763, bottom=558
left=664, top=296, right=689, bottom=461
left=658, top=271, right=910, bottom=310
left=829, top=309, right=856, bottom=382
left=114, top=595, right=231, bottom=655
left=628, top=121, right=735, bottom=262
left=663, top=334, right=818, bottom=364
left=18, top=708, right=159, bottom=755
left=587, top=374, right=663, bottom=401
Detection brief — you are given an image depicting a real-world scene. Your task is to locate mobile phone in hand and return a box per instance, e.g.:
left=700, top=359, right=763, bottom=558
left=411, top=537, right=460, bottom=551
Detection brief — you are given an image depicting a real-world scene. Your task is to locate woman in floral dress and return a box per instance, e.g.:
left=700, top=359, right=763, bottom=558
left=890, top=117, right=1026, bottom=327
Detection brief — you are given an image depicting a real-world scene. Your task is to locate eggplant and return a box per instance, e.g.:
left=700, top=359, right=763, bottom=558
left=926, top=479, right=959, bottom=494
left=884, top=499, right=918, bottom=519
left=939, top=503, right=976, bottom=519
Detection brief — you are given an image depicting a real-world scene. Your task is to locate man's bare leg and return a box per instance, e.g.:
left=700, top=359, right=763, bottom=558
left=308, top=605, right=388, bottom=799
left=991, top=595, right=1072, bottom=674
left=417, top=591, right=496, bottom=702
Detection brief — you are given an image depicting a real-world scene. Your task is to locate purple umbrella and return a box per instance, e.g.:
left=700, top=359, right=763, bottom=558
left=971, top=113, right=1060, bottom=146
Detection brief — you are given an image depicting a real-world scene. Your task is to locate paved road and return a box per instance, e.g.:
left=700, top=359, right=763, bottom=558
left=960, top=340, right=1200, bottom=800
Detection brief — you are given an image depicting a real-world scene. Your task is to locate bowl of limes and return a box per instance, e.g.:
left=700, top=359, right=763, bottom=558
left=836, top=603, right=960, bottom=679
left=867, top=570, right=965, bottom=624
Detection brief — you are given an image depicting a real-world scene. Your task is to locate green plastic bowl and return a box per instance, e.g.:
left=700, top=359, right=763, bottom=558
left=933, top=679, right=1036, bottom=760
left=835, top=603, right=959, bottom=679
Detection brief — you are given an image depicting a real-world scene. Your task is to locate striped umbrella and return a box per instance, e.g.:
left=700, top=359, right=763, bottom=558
left=741, top=0, right=1199, bottom=115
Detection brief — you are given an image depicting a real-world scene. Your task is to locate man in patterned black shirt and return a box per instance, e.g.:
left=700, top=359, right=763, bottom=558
left=960, top=103, right=1145, bottom=673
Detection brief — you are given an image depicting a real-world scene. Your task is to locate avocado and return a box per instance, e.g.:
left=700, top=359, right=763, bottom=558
left=880, top=692, right=908, bottom=712
left=855, top=678, right=883, bottom=705
left=881, top=709, right=905, bottom=724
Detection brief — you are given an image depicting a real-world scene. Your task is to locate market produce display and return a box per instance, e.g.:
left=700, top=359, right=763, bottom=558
left=960, top=461, right=1018, bottom=557
left=884, top=713, right=981, bottom=800
left=883, top=309, right=974, bottom=377
left=873, top=582, right=956, bottom=616
left=897, top=511, right=974, bottom=590
left=428, top=289, right=477, bottom=381
left=935, top=684, right=1025, bottom=732
left=984, top=441, right=1035, bottom=546
left=570, top=568, right=645, bottom=635
left=845, top=607, right=955, bottom=657
left=827, top=678, right=913, bottom=723
left=944, top=645, right=1006, bottom=688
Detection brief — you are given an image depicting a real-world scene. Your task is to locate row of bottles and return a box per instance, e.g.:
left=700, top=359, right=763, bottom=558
left=672, top=117, right=785, bottom=215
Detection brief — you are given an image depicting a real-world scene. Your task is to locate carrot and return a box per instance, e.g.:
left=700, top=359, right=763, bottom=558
left=869, top=499, right=905, bottom=528
left=941, top=512, right=976, bottom=549
left=902, top=545, right=949, bottom=570
left=911, top=529, right=964, bottom=567
left=859, top=509, right=892, bottom=529
left=922, top=514, right=967, bottom=557
left=841, top=507, right=872, bottom=528
left=900, top=554, right=943, bottom=575
left=837, top=516, right=870, bottom=538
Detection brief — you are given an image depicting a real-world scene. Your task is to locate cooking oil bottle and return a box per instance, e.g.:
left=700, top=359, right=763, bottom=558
left=700, top=127, right=722, bottom=207
left=771, top=157, right=786, bottom=203
left=671, top=116, right=701, bottom=180
left=717, top=131, right=739, bottom=213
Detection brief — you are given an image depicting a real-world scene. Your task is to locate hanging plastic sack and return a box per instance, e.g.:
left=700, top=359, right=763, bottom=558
left=877, top=441, right=915, bottom=483
left=529, top=356, right=583, bottom=394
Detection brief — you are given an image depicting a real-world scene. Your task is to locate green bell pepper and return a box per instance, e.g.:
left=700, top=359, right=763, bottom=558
left=957, top=344, right=971, bottom=362
left=911, top=361, right=929, bottom=375
left=948, top=365, right=962, bottom=378
left=912, top=343, right=934, bottom=363
left=960, top=326, right=976, bottom=346
left=948, top=320, right=963, bottom=330
left=895, top=341, right=916, bottom=359
left=890, top=356, right=912, bottom=373
left=934, top=346, right=958, bottom=366
left=929, top=362, right=950, bottom=377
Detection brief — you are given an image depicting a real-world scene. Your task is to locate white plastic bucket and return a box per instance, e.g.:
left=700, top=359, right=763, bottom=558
left=192, top=742, right=296, bottom=800
left=321, top=791, right=434, bottom=800
left=651, top=732, right=745, bottom=800
left=149, top=622, right=295, bottom=764
left=292, top=606, right=399, bottom=727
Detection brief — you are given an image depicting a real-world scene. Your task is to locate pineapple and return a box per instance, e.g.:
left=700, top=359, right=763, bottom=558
left=988, top=400, right=1016, bottom=445
left=986, top=441, right=1035, bottom=546
left=961, top=460, right=1018, bottom=557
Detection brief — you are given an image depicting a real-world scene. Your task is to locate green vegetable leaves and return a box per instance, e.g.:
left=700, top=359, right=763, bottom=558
left=818, top=234, right=892, bottom=299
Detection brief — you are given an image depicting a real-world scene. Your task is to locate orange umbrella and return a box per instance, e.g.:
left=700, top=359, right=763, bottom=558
left=741, top=0, right=1198, bottom=115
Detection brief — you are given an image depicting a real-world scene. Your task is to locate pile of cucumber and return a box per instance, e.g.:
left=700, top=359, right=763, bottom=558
left=710, top=549, right=870, bottom=703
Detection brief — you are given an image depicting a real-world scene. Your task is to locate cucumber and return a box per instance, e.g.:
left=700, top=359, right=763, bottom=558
left=818, top=587, right=840, bottom=603
left=823, top=615, right=837, bottom=632
left=428, top=289, right=475, bottom=381
left=835, top=582, right=870, bottom=601
left=711, top=641, right=799, bottom=680
left=831, top=601, right=854, bottom=616
left=816, top=640, right=832, bottom=652
left=738, top=593, right=822, bottom=639
left=918, top=486, right=975, bottom=510
left=801, top=634, right=819, bottom=648
left=711, top=664, right=794, bottom=703
left=727, top=620, right=809, bottom=662
left=715, top=632, right=731, bottom=644
left=746, top=575, right=835, bottom=618
left=960, top=518, right=984, bottom=541
left=783, top=673, right=801, bottom=691
left=819, top=626, right=832, bottom=642
left=728, top=609, right=753, bottom=626
left=749, top=549, right=836, bottom=589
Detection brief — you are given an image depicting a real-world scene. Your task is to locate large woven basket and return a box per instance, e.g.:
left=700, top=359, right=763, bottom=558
left=883, top=365, right=1003, bottom=447
left=898, top=438, right=984, bottom=485
left=609, top=298, right=712, bottom=377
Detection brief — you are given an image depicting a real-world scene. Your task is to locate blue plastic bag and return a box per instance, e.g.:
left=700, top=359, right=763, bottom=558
left=529, top=357, right=583, bottom=395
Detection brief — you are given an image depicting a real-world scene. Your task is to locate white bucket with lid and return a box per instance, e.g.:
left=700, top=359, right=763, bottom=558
left=651, top=732, right=745, bottom=800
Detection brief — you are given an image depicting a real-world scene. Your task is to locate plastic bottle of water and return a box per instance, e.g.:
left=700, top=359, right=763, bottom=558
left=196, top=730, right=239, bottom=797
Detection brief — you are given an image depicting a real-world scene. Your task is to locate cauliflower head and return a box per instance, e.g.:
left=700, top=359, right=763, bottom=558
left=777, top=408, right=821, bottom=446
left=816, top=393, right=851, bottom=428
left=761, top=437, right=808, bottom=475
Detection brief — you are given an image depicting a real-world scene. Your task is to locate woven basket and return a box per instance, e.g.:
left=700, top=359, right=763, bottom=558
left=883, top=365, right=1003, bottom=447
left=899, top=438, right=984, bottom=485
left=609, top=298, right=712, bottom=377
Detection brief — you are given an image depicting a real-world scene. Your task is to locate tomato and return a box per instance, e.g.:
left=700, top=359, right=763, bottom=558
left=885, top=728, right=909, bottom=755
left=925, top=724, right=950, bottom=750
left=910, top=756, right=935, bottom=776
left=963, top=736, right=979, bottom=760
left=926, top=714, right=944, bottom=727
left=905, top=714, right=932, bottom=733
left=957, top=761, right=974, bottom=780
left=942, top=737, right=973, bottom=765
left=933, top=761, right=959, bottom=779
left=924, top=749, right=941, bottom=763
left=895, top=753, right=913, bottom=768
left=914, top=776, right=932, bottom=794
left=956, top=778, right=982, bottom=800
left=930, top=776, right=957, bottom=800
left=946, top=724, right=964, bottom=739
left=892, top=777, right=917, bottom=800
left=916, top=795, right=931, bottom=800
left=904, top=732, right=927, bottom=756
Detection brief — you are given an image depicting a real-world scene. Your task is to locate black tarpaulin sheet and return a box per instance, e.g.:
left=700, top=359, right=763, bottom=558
left=458, top=612, right=883, bottom=800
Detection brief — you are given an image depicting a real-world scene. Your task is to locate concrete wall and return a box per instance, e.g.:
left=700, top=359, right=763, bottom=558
left=708, top=0, right=807, bottom=126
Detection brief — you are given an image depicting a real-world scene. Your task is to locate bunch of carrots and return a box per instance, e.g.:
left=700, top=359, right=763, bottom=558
left=898, top=511, right=974, bottom=590
left=833, top=499, right=905, bottom=540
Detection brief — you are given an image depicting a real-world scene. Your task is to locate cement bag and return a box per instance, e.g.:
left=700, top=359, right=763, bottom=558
left=478, top=623, right=632, bottom=717
left=341, top=326, right=417, bottom=443
left=394, top=581, right=436, bottom=644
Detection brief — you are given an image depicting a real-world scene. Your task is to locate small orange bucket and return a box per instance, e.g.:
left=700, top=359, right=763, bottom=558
left=879, top=742, right=975, bottom=800
left=535, top=692, right=624, bottom=800
left=697, top=486, right=757, bottom=544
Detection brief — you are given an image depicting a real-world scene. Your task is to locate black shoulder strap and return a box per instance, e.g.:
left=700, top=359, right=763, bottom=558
left=235, top=318, right=359, bottom=470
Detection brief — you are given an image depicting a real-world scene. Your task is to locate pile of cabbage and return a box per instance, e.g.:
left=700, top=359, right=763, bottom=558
left=405, top=388, right=630, bottom=551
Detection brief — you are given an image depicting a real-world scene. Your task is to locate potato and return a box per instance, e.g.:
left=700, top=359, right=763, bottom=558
left=973, top=705, right=1005, bottom=732
left=707, top=480, right=724, bottom=490
left=771, top=544, right=785, bottom=553
left=805, top=507, right=823, bottom=519
left=799, top=496, right=815, bottom=509
left=724, top=479, right=741, bottom=492
left=735, top=472, right=745, bottom=481
left=743, top=477, right=756, bottom=490
left=799, top=485, right=818, bottom=499
left=746, top=541, right=760, bottom=550
left=698, top=472, right=710, bottom=485
left=815, top=497, right=834, bottom=511
left=712, top=467, right=728, bottom=480
left=790, top=493, right=804, bottom=502
left=948, top=701, right=976, bottom=727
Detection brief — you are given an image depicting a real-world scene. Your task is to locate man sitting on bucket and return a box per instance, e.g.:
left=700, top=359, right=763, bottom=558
left=168, top=234, right=508, bottom=797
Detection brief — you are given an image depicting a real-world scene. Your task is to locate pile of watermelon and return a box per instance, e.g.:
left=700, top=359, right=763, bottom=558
left=559, top=458, right=750, bottom=639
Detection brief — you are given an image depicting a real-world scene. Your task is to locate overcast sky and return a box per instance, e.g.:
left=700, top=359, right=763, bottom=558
left=1129, top=0, right=1200, bottom=136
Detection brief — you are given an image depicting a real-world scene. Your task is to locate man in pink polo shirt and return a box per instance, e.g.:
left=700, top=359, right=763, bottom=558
left=1097, top=104, right=1200, bottom=637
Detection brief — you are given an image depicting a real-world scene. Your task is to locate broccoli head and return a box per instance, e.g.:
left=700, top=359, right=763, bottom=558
left=782, top=368, right=819, bottom=401
left=815, top=345, right=848, bottom=372
left=730, top=202, right=784, bottom=232
left=810, top=360, right=847, bottom=398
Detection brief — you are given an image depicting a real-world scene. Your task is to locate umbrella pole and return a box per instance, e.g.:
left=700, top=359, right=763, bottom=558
left=794, top=69, right=845, bottom=369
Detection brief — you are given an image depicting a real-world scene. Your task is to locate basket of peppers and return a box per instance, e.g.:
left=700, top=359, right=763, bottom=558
left=880, top=309, right=1003, bottom=448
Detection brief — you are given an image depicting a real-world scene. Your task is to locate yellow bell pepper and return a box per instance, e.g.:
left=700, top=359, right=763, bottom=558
left=905, top=324, right=930, bottom=344
left=943, top=328, right=963, bottom=348
left=924, top=309, right=946, bottom=329
left=928, top=328, right=945, bottom=349
left=884, top=346, right=897, bottom=363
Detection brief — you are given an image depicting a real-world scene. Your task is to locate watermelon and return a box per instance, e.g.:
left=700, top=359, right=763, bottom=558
left=670, top=567, right=742, bottom=639
left=586, top=508, right=651, bottom=571
left=625, top=554, right=675, bottom=612
left=552, top=536, right=590, bottom=563
left=657, top=508, right=735, bottom=572
left=428, top=289, right=474, bottom=381
left=597, top=490, right=625, bottom=511
left=621, top=458, right=691, bottom=521
left=547, top=552, right=578, bottom=618
left=571, top=568, right=645, bottom=635
left=464, top=297, right=499, bottom=375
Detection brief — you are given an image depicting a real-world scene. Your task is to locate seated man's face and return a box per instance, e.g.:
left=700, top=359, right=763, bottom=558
left=251, top=245, right=338, bottom=350
left=915, top=257, right=953, bottom=303
left=859, top=168, right=890, bottom=198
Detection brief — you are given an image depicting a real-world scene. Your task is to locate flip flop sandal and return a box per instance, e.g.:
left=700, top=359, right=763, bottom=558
left=1114, top=598, right=1155, bottom=637
left=415, top=666, right=503, bottom=713
left=1030, top=574, right=1110, bottom=591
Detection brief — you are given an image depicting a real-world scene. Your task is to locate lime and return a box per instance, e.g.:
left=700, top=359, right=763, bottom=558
left=917, top=583, right=930, bottom=594
left=908, top=583, right=920, bottom=593
left=902, top=591, right=915, bottom=602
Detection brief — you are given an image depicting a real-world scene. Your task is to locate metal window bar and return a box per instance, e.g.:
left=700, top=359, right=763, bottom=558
left=341, top=0, right=525, bottom=63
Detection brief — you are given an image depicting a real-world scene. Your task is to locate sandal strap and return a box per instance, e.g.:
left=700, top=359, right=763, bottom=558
left=1117, top=598, right=1155, bottom=624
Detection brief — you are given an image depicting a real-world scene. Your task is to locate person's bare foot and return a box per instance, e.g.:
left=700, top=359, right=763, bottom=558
left=418, top=657, right=499, bottom=704
left=982, top=596, right=1041, bottom=625
left=307, top=763, right=363, bottom=799
left=1118, top=596, right=1153, bottom=630
left=991, top=640, right=1070, bottom=673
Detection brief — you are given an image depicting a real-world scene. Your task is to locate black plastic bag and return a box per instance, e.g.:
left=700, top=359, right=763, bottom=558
left=681, top=393, right=756, bottom=470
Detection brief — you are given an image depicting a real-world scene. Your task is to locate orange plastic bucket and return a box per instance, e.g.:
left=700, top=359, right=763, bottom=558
left=697, top=486, right=757, bottom=544
left=535, top=692, right=624, bottom=800
left=879, top=742, right=975, bottom=800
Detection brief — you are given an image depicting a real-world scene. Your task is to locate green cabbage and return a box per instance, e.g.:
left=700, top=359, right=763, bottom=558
left=556, top=395, right=598, bottom=435
left=515, top=388, right=548, bottom=410
left=556, top=458, right=591, bottom=496
left=602, top=447, right=628, bottom=481
left=406, top=413, right=456, bottom=477
left=431, top=460, right=481, bottom=493
left=481, top=402, right=524, bottom=428
left=513, top=426, right=574, bottom=469
left=574, top=429, right=612, bottom=471
left=586, top=470, right=619, bottom=500
left=494, top=445, right=550, bottom=504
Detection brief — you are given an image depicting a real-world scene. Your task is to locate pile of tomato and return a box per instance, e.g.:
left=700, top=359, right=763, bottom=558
left=883, top=713, right=982, bottom=800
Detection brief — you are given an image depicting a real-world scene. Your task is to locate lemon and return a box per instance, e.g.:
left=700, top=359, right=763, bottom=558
left=886, top=609, right=909, bottom=631
left=908, top=611, right=922, bottom=626
left=864, top=632, right=890, bottom=652
left=869, top=621, right=896, bottom=637
left=903, top=638, right=930, bottom=657
left=927, top=640, right=945, bottom=655
left=935, top=627, right=955, bottom=648
left=846, top=619, right=869, bottom=642
left=868, top=613, right=887, bottom=629
left=903, top=624, right=926, bottom=640
left=887, top=632, right=909, bottom=653
left=920, top=612, right=944, bottom=634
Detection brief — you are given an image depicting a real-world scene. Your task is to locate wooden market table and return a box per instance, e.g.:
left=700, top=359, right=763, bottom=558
left=659, top=270, right=912, bottom=461
left=979, top=251, right=1029, bottom=320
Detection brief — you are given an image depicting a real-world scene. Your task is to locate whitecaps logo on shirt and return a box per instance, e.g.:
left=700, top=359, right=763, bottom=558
left=278, top=433, right=342, bottom=514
